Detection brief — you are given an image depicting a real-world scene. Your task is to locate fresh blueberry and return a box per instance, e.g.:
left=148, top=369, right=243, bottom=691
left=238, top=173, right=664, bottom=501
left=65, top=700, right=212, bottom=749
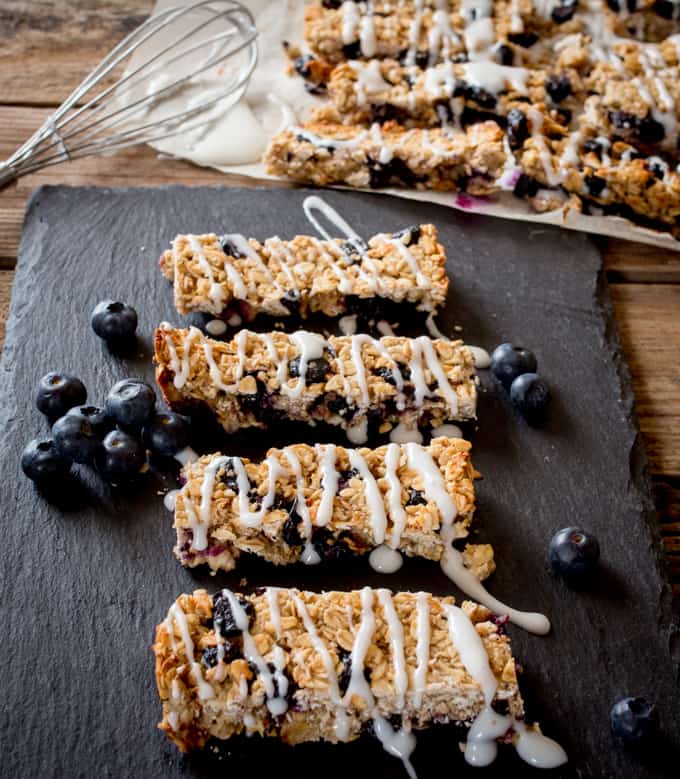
left=212, top=592, right=254, bottom=638
left=91, top=300, right=138, bottom=344
left=21, top=438, right=71, bottom=484
left=509, top=373, right=551, bottom=422
left=610, top=697, right=658, bottom=745
left=36, top=372, right=87, bottom=420
left=549, top=527, right=600, bottom=583
left=96, top=429, right=146, bottom=483
left=142, top=411, right=191, bottom=457
left=52, top=405, right=111, bottom=463
left=490, top=343, right=538, bottom=388
left=105, top=379, right=156, bottom=430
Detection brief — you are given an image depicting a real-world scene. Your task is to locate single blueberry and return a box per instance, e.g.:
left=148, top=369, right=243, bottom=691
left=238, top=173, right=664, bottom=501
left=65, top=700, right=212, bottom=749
left=490, top=343, right=538, bottom=388
left=105, top=378, right=156, bottom=431
left=36, top=372, right=87, bottom=420
left=545, top=74, right=572, bottom=103
left=96, top=429, right=146, bottom=483
left=21, top=438, right=71, bottom=484
left=282, top=508, right=304, bottom=547
left=506, top=108, right=529, bottom=150
left=142, top=411, right=191, bottom=456
left=52, top=405, right=112, bottom=463
left=551, top=0, right=577, bottom=23
left=509, top=372, right=551, bottom=422
left=610, top=697, right=658, bottom=745
left=548, top=527, right=600, bottom=583
left=405, top=488, right=427, bottom=506
left=585, top=174, right=607, bottom=196
left=91, top=300, right=138, bottom=344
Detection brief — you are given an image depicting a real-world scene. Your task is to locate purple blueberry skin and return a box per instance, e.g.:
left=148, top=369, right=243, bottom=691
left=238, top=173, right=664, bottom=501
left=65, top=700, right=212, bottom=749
left=96, top=429, right=146, bottom=483
left=142, top=411, right=191, bottom=457
left=509, top=373, right=551, bottom=422
left=52, top=405, right=112, bottom=464
left=21, top=438, right=71, bottom=483
left=490, top=343, right=538, bottom=388
left=105, top=379, right=156, bottom=431
left=549, top=526, right=600, bottom=582
left=91, top=300, right=138, bottom=343
left=610, top=697, right=658, bottom=745
left=36, top=372, right=87, bottom=420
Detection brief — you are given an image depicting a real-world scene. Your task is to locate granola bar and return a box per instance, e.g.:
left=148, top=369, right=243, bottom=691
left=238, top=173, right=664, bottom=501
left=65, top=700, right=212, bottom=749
left=173, top=437, right=493, bottom=581
left=159, top=225, right=448, bottom=320
left=265, top=119, right=510, bottom=192
left=153, top=587, right=528, bottom=758
left=154, top=325, right=477, bottom=443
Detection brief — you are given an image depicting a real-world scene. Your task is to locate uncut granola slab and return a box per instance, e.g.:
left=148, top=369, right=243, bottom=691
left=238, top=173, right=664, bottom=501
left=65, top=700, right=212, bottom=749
left=159, top=224, right=448, bottom=320
left=154, top=586, right=548, bottom=765
left=270, top=1, right=680, bottom=239
left=173, top=437, right=494, bottom=580
left=154, top=325, right=477, bottom=442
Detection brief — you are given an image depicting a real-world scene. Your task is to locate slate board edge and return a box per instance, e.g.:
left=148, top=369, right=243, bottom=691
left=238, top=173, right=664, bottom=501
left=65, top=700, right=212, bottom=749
left=595, top=268, right=680, bottom=669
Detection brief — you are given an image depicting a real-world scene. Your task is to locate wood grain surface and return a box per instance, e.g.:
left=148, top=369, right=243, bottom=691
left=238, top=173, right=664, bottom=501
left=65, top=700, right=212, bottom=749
left=1, top=1, right=679, bottom=596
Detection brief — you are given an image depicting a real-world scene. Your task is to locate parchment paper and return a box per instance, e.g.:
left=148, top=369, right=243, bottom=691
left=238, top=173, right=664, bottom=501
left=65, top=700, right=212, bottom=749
left=147, top=0, right=680, bottom=251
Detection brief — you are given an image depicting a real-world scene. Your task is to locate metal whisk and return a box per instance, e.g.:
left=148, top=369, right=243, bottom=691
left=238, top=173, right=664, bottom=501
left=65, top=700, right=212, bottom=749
left=0, top=1, right=258, bottom=186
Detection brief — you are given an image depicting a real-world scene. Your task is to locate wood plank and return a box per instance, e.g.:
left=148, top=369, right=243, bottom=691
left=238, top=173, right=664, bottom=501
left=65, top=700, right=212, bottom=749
left=0, top=0, right=151, bottom=106
left=610, top=283, right=680, bottom=477
left=604, top=238, right=680, bottom=282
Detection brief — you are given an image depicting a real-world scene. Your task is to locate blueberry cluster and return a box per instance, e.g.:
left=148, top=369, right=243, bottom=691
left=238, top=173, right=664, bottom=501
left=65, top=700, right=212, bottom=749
left=22, top=371, right=191, bottom=489
left=490, top=343, right=550, bottom=424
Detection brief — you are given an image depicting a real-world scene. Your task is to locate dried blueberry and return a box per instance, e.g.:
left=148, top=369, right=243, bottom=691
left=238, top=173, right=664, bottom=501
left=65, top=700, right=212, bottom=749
left=545, top=74, right=572, bottom=104
left=312, top=528, right=356, bottom=562
left=496, top=44, right=514, bottom=66
left=338, top=468, right=360, bottom=491
left=583, top=138, right=605, bottom=158
left=585, top=174, right=607, bottom=196
left=392, top=225, right=421, bottom=244
left=508, top=31, right=538, bottom=48
left=212, top=592, right=254, bottom=638
left=405, top=488, right=427, bottom=506
left=608, top=111, right=665, bottom=144
left=327, top=396, right=351, bottom=417
left=36, top=372, right=87, bottom=421
left=321, top=0, right=342, bottom=7
left=647, top=157, right=667, bottom=179
left=342, top=40, right=361, bottom=59
left=287, top=357, right=330, bottom=383
left=376, top=367, right=397, bottom=386
left=294, top=54, right=314, bottom=79
left=506, top=108, right=529, bottom=150
left=610, top=697, right=658, bottom=745
left=282, top=506, right=304, bottom=547
left=454, top=82, right=497, bottom=110
left=201, top=646, right=219, bottom=668
left=281, top=289, right=301, bottom=313
left=220, top=236, right=246, bottom=257
left=551, top=0, right=577, bottom=23
left=220, top=459, right=243, bottom=492
left=653, top=0, right=676, bottom=18
left=513, top=173, right=539, bottom=199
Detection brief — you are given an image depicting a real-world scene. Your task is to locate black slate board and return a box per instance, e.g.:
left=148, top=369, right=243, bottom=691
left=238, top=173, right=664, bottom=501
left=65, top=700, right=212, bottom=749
left=1, top=185, right=678, bottom=779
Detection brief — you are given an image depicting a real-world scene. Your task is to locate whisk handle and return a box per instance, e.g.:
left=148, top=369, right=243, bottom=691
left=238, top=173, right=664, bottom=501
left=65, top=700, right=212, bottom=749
left=0, top=163, right=19, bottom=188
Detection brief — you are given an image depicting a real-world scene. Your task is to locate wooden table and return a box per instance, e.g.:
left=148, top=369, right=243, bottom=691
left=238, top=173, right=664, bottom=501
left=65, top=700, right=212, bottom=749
left=1, top=1, right=679, bottom=594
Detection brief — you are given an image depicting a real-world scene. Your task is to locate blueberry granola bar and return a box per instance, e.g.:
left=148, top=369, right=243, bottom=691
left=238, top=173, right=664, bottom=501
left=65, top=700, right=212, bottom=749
left=154, top=325, right=477, bottom=443
left=173, top=437, right=493, bottom=580
left=267, top=1, right=680, bottom=238
left=159, top=225, right=448, bottom=321
left=153, top=586, right=565, bottom=769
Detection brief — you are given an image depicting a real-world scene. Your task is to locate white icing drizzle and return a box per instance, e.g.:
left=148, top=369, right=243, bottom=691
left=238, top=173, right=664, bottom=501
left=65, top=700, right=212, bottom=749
left=282, top=447, right=319, bottom=564
left=467, top=345, right=491, bottom=369
left=222, top=233, right=278, bottom=291
left=164, top=488, right=180, bottom=512
left=526, top=108, right=561, bottom=187
left=360, top=1, right=377, bottom=58
left=205, top=319, right=227, bottom=336
left=166, top=603, right=214, bottom=700
left=222, top=590, right=288, bottom=716
left=412, top=591, right=431, bottom=707
left=315, top=443, right=339, bottom=527
left=461, top=62, right=528, bottom=95
left=266, top=586, right=282, bottom=636
left=424, top=312, right=449, bottom=340
left=351, top=60, right=392, bottom=103
left=347, top=448, right=387, bottom=545
left=389, top=422, right=423, bottom=444
left=264, top=236, right=299, bottom=291
left=385, top=442, right=408, bottom=548
left=162, top=324, right=201, bottom=390
left=339, top=314, right=358, bottom=335
left=377, top=588, right=408, bottom=708
left=215, top=237, right=249, bottom=300
left=174, top=446, right=198, bottom=466
left=369, top=544, right=404, bottom=573
left=412, top=336, right=459, bottom=416
left=342, top=1, right=361, bottom=45
left=444, top=603, right=566, bottom=768
left=281, top=331, right=327, bottom=399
